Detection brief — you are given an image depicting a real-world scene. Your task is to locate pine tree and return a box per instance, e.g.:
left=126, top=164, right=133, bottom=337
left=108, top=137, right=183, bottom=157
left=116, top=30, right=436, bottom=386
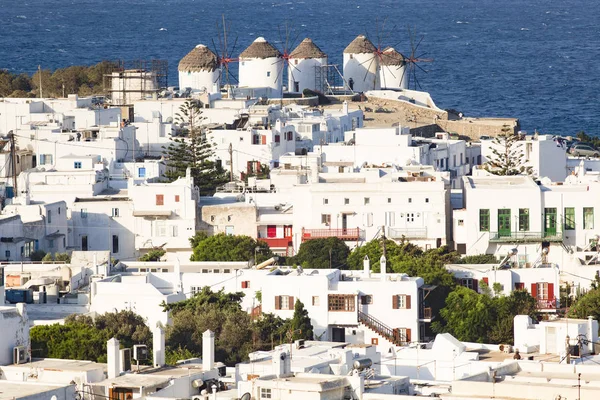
left=162, top=99, right=229, bottom=194
left=287, top=300, right=314, bottom=341
left=483, top=125, right=533, bottom=176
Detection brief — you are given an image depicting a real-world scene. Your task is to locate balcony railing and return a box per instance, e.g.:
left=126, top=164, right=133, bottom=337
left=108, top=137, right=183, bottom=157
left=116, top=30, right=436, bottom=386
left=358, top=311, right=408, bottom=346
left=388, top=227, right=428, bottom=239
left=302, top=228, right=361, bottom=241
left=537, top=298, right=557, bottom=310
left=419, top=307, right=432, bottom=320
left=258, top=237, right=293, bottom=248
left=489, top=231, right=563, bottom=243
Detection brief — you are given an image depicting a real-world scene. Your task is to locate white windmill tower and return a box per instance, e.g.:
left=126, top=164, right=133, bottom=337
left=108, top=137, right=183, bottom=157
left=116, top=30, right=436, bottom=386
left=287, top=38, right=328, bottom=94
left=238, top=37, right=283, bottom=94
left=379, top=47, right=408, bottom=89
left=343, top=35, right=380, bottom=93
left=178, top=44, right=220, bottom=93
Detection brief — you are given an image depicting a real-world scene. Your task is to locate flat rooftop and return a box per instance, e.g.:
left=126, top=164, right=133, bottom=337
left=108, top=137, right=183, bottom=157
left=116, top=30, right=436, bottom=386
left=10, top=358, right=105, bottom=372
left=0, top=381, right=72, bottom=399
left=465, top=176, right=537, bottom=189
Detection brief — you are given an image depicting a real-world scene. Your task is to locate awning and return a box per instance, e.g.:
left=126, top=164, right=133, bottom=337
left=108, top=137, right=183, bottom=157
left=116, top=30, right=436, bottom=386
left=45, top=232, right=65, bottom=240
left=133, top=210, right=172, bottom=218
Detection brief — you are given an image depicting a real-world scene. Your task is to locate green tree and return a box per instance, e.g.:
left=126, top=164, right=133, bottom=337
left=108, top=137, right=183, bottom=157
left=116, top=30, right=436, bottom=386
left=487, top=290, right=536, bottom=344
left=139, top=248, right=166, bottom=262
left=289, top=237, right=350, bottom=269
left=483, top=126, right=533, bottom=176
left=163, top=100, right=228, bottom=195
left=576, top=131, right=600, bottom=150
left=189, top=231, right=209, bottom=248
left=190, top=233, right=273, bottom=263
left=285, top=300, right=314, bottom=341
left=568, top=286, right=600, bottom=323
left=457, top=254, right=498, bottom=264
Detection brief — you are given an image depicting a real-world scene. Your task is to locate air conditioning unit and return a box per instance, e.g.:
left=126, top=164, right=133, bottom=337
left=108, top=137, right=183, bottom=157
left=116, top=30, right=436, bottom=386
left=133, top=345, right=149, bottom=361
left=121, top=348, right=132, bottom=371
left=13, top=346, right=27, bottom=364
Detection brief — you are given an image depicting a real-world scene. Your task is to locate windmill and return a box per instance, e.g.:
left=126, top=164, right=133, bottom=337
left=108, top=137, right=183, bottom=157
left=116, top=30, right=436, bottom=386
left=211, top=15, right=240, bottom=97
left=271, top=22, right=303, bottom=96
left=400, top=26, right=434, bottom=90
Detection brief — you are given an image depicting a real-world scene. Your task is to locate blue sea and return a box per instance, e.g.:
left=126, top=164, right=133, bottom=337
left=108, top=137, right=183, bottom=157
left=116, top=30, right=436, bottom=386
left=1, top=0, right=599, bottom=136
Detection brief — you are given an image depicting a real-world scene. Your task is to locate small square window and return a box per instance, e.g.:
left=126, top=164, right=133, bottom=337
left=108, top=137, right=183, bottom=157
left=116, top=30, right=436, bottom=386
left=323, top=198, right=329, bottom=205
left=426, top=198, right=429, bottom=203
left=408, top=198, right=412, bottom=203
left=344, top=198, right=350, bottom=205
left=388, top=198, right=392, bottom=203
left=312, top=296, right=320, bottom=306
left=210, top=215, right=215, bottom=222
left=112, top=208, right=120, bottom=217
left=81, top=209, right=88, bottom=219
left=266, top=71, right=271, bottom=77
left=458, top=219, right=464, bottom=226
left=74, top=161, right=82, bottom=169
left=364, top=197, right=370, bottom=205
left=175, top=195, right=180, bottom=202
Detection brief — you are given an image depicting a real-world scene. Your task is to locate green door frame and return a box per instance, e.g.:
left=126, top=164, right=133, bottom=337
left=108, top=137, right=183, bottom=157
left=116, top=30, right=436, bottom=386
left=498, top=209, right=511, bottom=237
left=545, top=208, right=557, bottom=236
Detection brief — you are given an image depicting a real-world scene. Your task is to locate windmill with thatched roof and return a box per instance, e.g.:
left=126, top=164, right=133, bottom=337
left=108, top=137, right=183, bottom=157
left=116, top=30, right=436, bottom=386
left=238, top=37, right=283, bottom=94
left=342, top=35, right=381, bottom=93
left=287, top=38, right=328, bottom=94
left=178, top=44, right=220, bottom=93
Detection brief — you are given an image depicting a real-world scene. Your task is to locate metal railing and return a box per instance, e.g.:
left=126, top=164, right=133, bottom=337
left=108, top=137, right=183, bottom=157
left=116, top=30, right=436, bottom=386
left=301, top=228, right=362, bottom=241
left=489, top=231, right=563, bottom=243
left=537, top=298, right=557, bottom=310
left=388, top=227, right=428, bottom=239
left=358, top=311, right=408, bottom=346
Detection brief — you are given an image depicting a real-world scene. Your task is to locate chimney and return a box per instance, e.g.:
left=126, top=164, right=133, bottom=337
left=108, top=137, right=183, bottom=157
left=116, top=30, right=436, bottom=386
left=174, top=259, right=182, bottom=293
left=153, top=324, right=166, bottom=367
left=93, top=253, right=98, bottom=275
left=380, top=255, right=387, bottom=282
left=107, top=338, right=120, bottom=379
left=363, top=255, right=370, bottom=278
left=588, top=316, right=598, bottom=354
left=343, top=100, right=349, bottom=115
left=203, top=330, right=215, bottom=371
left=272, top=349, right=290, bottom=377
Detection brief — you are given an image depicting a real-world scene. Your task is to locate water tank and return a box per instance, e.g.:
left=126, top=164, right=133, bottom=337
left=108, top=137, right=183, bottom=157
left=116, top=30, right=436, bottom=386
left=353, top=358, right=372, bottom=370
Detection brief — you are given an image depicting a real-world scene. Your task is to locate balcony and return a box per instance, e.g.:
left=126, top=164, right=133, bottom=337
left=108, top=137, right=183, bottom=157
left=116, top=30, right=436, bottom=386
left=302, top=228, right=362, bottom=242
left=388, top=227, right=428, bottom=240
left=537, top=298, right=557, bottom=311
left=258, top=237, right=293, bottom=248
left=419, top=307, right=432, bottom=321
left=489, top=231, right=563, bottom=243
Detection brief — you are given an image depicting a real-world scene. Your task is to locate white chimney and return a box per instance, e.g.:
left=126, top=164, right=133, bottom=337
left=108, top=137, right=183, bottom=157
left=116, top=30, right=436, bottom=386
left=153, top=324, right=166, bottom=367
left=107, top=338, right=120, bottom=379
left=272, top=349, right=291, bottom=377
left=174, top=258, right=182, bottom=293
left=343, top=100, right=349, bottom=114
left=363, top=255, right=370, bottom=278
left=203, top=330, right=215, bottom=371
left=380, top=255, right=387, bottom=282
left=588, top=316, right=598, bottom=354
left=93, top=253, right=98, bottom=275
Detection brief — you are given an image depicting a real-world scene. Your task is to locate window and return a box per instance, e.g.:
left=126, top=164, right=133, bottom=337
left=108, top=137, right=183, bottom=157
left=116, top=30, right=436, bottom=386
left=425, top=198, right=429, bottom=203
left=0, top=267, right=4, bottom=286
left=408, top=198, right=412, bottom=203
left=274, top=134, right=280, bottom=143
left=40, top=154, right=53, bottom=165
left=210, top=215, right=215, bottom=222
left=191, top=286, right=201, bottom=296
left=519, top=208, right=529, bottom=231
left=364, top=197, right=370, bottom=205
left=112, top=208, right=120, bottom=217
left=460, top=278, right=477, bottom=291
left=392, top=294, right=411, bottom=309
left=112, top=235, right=119, bottom=254
left=564, top=207, right=575, bottom=230
left=5, top=250, right=10, bottom=258
left=584, top=207, right=594, bottom=230
left=156, top=194, right=164, bottom=205
left=155, top=220, right=167, bottom=237
left=138, top=167, right=146, bottom=178
left=58, top=207, right=61, bottom=215
left=48, top=239, right=54, bottom=248
left=344, top=198, right=350, bottom=205
left=458, top=219, right=464, bottom=226
left=266, top=71, right=271, bottom=77
left=534, top=282, right=550, bottom=300
left=479, top=209, right=490, bottom=232
left=387, top=198, right=392, bottom=203
left=260, top=388, right=272, bottom=399
left=47, top=210, right=52, bottom=224
left=275, top=295, right=294, bottom=310
left=361, top=295, right=373, bottom=305
left=312, top=296, right=320, bottom=306
left=74, top=161, right=82, bottom=169
left=80, top=209, right=88, bottom=218
left=171, top=225, right=179, bottom=237
left=241, top=281, right=250, bottom=289
left=453, top=154, right=457, bottom=167
left=321, top=214, right=331, bottom=226
left=363, top=212, right=373, bottom=227
left=225, top=226, right=234, bottom=235
left=323, top=198, right=329, bottom=205
left=515, top=282, right=525, bottom=290
left=328, top=294, right=355, bottom=311
left=175, top=195, right=180, bottom=202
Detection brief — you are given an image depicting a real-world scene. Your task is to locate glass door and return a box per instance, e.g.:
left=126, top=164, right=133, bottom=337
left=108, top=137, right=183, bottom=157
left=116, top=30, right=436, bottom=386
left=544, top=208, right=557, bottom=236
left=498, top=209, right=511, bottom=237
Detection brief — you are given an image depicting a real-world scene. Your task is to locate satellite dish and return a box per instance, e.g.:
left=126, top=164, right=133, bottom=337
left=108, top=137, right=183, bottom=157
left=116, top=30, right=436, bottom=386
left=240, top=394, right=251, bottom=400
left=166, top=117, right=173, bottom=123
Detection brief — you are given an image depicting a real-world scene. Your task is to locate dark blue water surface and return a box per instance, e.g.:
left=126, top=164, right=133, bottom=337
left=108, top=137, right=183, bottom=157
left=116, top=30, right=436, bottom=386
left=1, top=0, right=599, bottom=135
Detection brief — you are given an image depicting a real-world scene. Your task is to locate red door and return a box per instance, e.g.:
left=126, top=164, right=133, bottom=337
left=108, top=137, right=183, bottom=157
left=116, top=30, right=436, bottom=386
left=267, top=225, right=277, bottom=238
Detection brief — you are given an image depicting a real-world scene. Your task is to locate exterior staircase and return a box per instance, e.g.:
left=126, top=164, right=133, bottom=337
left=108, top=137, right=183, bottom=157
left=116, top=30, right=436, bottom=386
left=358, top=311, right=408, bottom=346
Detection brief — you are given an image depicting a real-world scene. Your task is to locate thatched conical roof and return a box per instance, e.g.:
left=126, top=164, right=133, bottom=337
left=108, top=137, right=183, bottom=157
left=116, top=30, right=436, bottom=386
left=289, top=38, right=327, bottom=60
left=239, top=37, right=282, bottom=59
left=381, top=47, right=406, bottom=66
left=178, top=44, right=219, bottom=72
left=343, top=35, right=376, bottom=54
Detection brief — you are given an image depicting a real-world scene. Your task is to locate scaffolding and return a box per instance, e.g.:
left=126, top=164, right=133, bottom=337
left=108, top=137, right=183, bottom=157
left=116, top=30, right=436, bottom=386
left=104, top=60, right=168, bottom=105
left=314, top=64, right=355, bottom=95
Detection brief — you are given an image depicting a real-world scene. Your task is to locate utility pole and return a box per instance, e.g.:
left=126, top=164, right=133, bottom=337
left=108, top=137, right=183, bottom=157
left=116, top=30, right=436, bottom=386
left=8, top=131, right=17, bottom=196
left=228, top=143, right=233, bottom=182
left=38, top=65, right=43, bottom=98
